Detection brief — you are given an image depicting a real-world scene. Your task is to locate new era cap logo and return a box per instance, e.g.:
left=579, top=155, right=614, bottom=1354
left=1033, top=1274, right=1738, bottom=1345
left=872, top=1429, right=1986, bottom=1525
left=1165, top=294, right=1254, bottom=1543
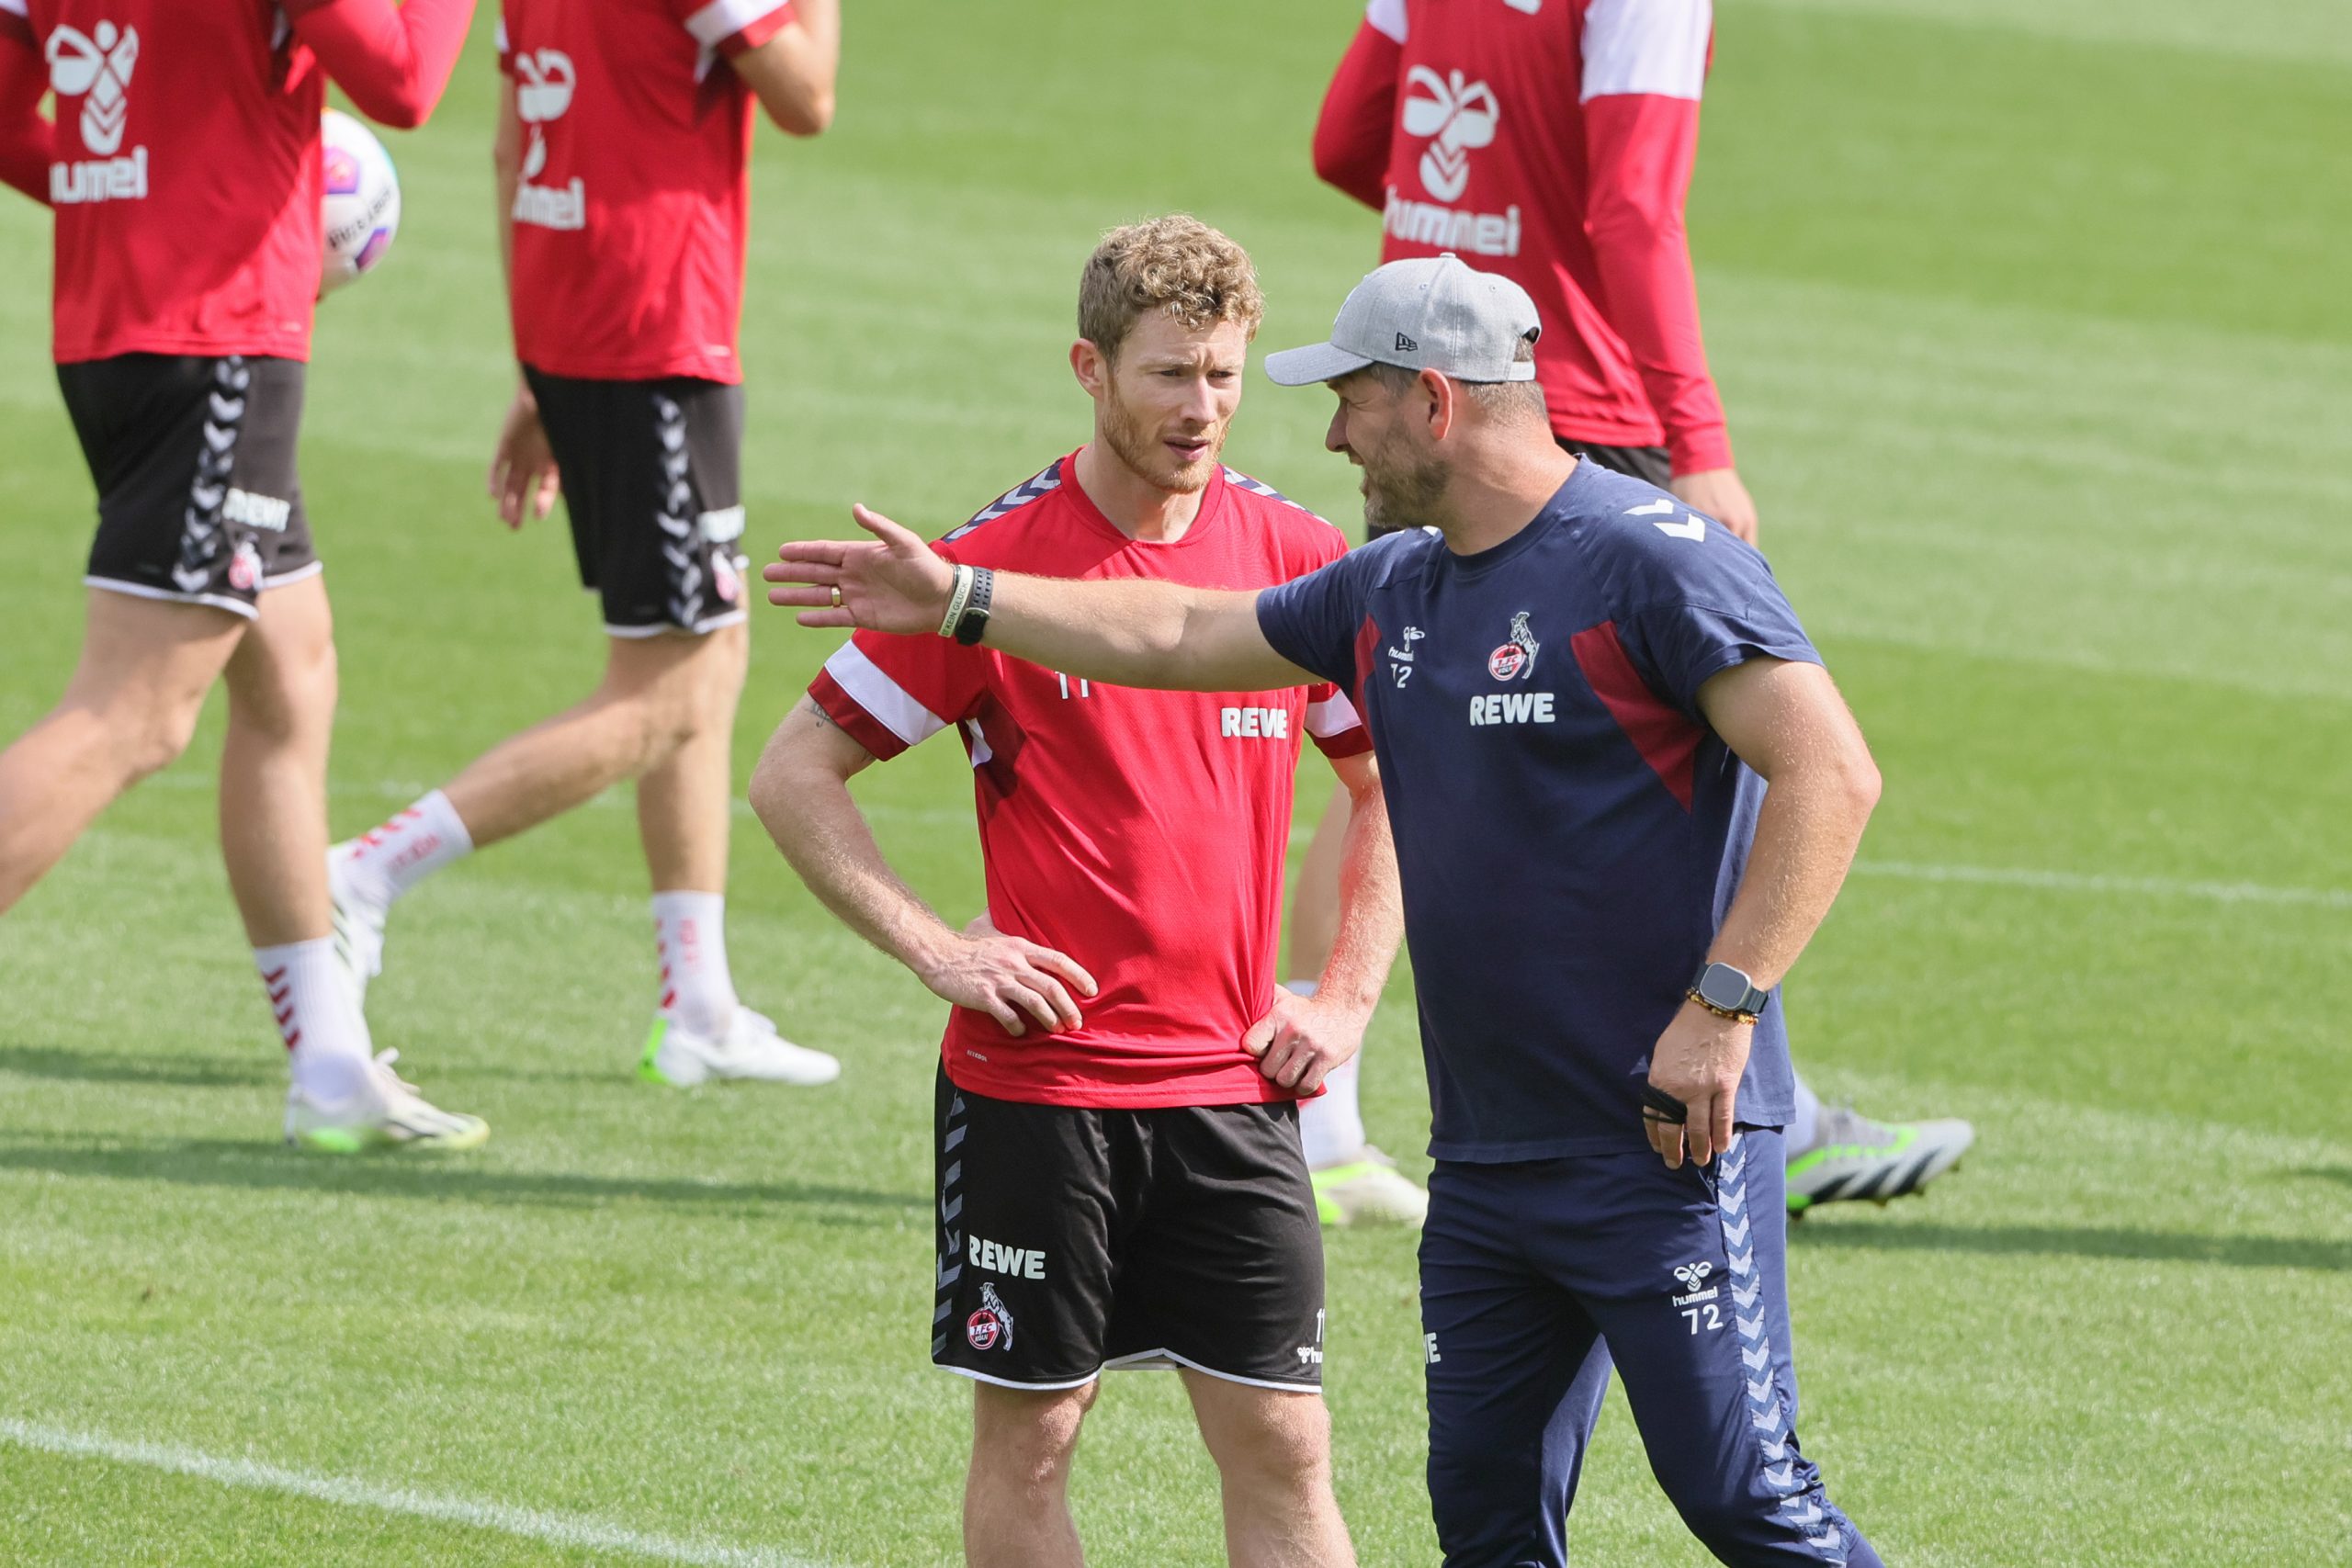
left=1395, top=331, right=1419, bottom=353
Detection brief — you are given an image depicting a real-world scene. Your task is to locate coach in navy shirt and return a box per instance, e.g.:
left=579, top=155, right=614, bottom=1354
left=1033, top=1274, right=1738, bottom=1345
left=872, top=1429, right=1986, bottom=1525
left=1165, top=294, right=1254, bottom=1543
left=770, top=255, right=1889, bottom=1568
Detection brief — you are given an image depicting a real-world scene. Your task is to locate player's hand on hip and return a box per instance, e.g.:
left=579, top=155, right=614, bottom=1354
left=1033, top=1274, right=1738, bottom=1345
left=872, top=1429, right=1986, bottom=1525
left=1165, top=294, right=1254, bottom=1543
left=763, top=503, right=957, bottom=632
left=916, top=927, right=1099, bottom=1039
left=1668, top=468, right=1758, bottom=546
left=486, top=384, right=560, bottom=529
left=1242, top=987, right=1368, bottom=1096
left=1643, top=1000, right=1753, bottom=1169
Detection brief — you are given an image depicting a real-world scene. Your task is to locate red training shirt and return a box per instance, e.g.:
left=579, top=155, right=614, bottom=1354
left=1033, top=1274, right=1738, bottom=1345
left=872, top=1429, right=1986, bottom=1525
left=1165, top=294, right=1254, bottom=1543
left=1312, top=0, right=1734, bottom=475
left=495, top=0, right=796, bottom=384
left=0, top=0, right=471, bottom=365
left=808, top=457, right=1373, bottom=1111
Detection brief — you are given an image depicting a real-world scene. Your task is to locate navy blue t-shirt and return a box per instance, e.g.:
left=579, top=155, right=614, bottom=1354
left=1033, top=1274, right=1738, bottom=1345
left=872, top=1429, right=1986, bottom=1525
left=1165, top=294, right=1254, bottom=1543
left=1258, top=460, right=1821, bottom=1161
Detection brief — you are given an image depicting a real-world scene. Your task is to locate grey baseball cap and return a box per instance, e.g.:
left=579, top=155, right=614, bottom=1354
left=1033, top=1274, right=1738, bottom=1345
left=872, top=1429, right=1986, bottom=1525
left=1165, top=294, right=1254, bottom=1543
left=1263, top=253, right=1542, bottom=387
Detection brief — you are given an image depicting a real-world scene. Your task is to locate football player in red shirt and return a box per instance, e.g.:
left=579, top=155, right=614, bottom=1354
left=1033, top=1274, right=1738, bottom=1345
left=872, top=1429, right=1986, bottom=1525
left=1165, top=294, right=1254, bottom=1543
left=328, top=0, right=843, bottom=1090
left=0, top=0, right=485, bottom=1150
left=752, top=218, right=1401, bottom=1568
left=1293, top=0, right=1973, bottom=1216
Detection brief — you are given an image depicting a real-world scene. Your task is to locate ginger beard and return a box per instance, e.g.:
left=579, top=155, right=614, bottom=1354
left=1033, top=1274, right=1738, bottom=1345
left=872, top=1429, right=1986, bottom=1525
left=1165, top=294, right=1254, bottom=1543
left=1097, top=356, right=1231, bottom=495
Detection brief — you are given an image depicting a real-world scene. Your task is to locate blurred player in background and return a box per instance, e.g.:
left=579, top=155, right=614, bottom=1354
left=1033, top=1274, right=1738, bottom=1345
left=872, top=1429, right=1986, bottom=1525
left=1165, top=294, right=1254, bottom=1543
left=1295, top=0, right=1972, bottom=1215
left=331, top=0, right=842, bottom=1089
left=752, top=218, right=1399, bottom=1568
left=0, top=0, right=484, bottom=1149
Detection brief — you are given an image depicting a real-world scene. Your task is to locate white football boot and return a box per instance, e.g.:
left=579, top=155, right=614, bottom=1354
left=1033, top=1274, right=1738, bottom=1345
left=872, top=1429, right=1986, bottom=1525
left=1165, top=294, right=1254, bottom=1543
left=284, top=1050, right=490, bottom=1153
left=325, top=842, right=389, bottom=1009
left=1785, top=1104, right=1973, bottom=1215
left=639, top=1006, right=841, bottom=1088
left=1311, top=1145, right=1430, bottom=1228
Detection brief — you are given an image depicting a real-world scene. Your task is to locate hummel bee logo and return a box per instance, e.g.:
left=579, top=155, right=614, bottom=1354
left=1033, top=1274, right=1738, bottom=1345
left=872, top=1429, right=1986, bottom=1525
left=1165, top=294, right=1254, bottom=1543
left=1671, top=1259, right=1720, bottom=1307
left=1395, top=331, right=1419, bottom=353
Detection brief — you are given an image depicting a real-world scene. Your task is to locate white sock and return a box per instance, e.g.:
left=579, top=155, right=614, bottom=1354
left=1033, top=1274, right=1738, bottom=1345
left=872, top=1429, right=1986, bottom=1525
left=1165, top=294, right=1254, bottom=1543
left=1285, top=978, right=1372, bottom=1168
left=339, top=789, right=473, bottom=908
left=256, top=939, right=373, bottom=1106
left=653, top=890, right=738, bottom=1037
left=1789, top=1071, right=1822, bottom=1152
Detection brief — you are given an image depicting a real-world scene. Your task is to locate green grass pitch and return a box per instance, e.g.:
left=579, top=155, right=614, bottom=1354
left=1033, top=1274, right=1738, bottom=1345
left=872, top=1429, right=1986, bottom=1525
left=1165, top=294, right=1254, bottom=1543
left=3, top=0, right=2347, bottom=1562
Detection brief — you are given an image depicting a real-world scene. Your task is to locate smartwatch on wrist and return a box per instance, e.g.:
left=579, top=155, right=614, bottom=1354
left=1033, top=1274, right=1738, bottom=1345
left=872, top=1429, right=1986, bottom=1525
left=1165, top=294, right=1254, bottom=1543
left=1688, top=961, right=1769, bottom=1021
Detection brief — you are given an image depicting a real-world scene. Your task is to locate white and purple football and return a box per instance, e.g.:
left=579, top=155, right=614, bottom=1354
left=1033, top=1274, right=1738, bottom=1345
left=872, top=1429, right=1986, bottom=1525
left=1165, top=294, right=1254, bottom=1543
left=319, top=107, right=401, bottom=296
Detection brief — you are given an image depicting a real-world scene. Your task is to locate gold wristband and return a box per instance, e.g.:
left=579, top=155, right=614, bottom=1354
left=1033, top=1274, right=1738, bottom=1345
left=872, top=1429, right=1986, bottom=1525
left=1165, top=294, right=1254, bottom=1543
left=1686, top=988, right=1758, bottom=1024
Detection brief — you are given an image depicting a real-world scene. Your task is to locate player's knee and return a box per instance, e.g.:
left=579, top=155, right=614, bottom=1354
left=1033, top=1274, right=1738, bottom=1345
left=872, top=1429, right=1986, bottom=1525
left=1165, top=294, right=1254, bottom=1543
left=970, top=1385, right=1091, bottom=1497
left=1204, top=1393, right=1333, bottom=1498
left=108, top=688, right=208, bottom=782
left=1659, top=1482, right=1770, bottom=1556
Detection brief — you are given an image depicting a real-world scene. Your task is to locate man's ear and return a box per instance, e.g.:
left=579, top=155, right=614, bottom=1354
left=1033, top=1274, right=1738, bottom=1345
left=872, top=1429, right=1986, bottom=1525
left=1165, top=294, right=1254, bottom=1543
left=1070, top=339, right=1110, bottom=399
left=1420, top=367, right=1458, bottom=442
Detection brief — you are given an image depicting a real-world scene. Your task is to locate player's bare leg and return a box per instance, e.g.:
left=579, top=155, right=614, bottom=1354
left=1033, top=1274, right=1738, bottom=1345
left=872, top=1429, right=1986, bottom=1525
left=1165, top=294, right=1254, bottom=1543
left=218, top=573, right=338, bottom=947
left=965, top=1380, right=1096, bottom=1568
left=634, top=619, right=746, bottom=895
left=440, top=629, right=722, bottom=849
left=1182, top=1371, right=1355, bottom=1568
left=222, top=576, right=484, bottom=1150
left=0, top=590, right=240, bottom=914
left=1287, top=783, right=1426, bottom=1227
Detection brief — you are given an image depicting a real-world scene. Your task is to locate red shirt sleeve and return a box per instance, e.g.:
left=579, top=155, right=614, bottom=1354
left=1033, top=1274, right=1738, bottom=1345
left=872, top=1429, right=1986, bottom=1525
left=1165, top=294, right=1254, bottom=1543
left=1305, top=683, right=1374, bottom=759
left=1578, top=91, right=1733, bottom=476
left=1312, top=18, right=1402, bottom=212
left=808, top=626, right=988, bottom=762
left=668, top=0, right=797, bottom=60
left=0, top=17, right=50, bottom=207
left=288, top=0, right=478, bottom=131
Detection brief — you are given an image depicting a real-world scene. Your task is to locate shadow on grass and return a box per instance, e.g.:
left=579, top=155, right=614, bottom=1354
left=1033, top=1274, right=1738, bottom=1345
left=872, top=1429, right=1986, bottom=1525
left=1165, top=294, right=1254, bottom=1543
left=2286, top=1167, right=2352, bottom=1190
left=0, top=1137, right=924, bottom=1217
left=1793, top=1218, right=2348, bottom=1272
left=0, top=1043, right=275, bottom=1089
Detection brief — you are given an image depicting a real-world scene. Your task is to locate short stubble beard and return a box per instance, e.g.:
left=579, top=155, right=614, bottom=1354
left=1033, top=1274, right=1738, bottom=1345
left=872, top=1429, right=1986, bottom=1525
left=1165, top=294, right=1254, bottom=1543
left=1100, top=374, right=1221, bottom=495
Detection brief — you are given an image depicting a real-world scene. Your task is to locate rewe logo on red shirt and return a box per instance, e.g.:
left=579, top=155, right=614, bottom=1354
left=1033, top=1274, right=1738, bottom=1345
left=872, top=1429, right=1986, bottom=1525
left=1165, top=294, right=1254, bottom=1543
left=512, top=48, right=585, bottom=231
left=45, top=20, right=148, bottom=205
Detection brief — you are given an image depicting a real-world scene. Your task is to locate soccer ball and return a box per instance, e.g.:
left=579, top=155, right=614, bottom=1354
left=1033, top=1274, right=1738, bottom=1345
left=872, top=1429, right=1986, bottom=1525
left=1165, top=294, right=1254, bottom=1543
left=319, top=107, right=401, bottom=296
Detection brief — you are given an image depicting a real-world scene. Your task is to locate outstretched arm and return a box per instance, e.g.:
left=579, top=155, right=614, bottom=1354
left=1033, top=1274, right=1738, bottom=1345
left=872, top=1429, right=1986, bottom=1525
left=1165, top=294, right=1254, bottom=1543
left=764, top=503, right=1317, bottom=694
left=749, top=694, right=1099, bottom=1036
left=1642, top=657, right=1880, bottom=1169
left=291, top=0, right=477, bottom=130
left=1244, top=749, right=1404, bottom=1093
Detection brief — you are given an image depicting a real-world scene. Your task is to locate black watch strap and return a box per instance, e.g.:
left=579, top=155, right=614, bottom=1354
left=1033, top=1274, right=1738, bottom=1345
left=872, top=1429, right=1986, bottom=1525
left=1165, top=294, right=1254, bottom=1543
left=953, top=566, right=995, bottom=646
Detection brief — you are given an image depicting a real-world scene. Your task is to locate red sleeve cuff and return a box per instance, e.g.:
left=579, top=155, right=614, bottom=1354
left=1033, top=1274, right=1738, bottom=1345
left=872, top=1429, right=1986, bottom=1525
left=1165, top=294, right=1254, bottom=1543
left=1668, top=426, right=1735, bottom=478
left=808, top=670, right=911, bottom=761
left=717, top=0, right=796, bottom=57
left=1310, top=726, right=1374, bottom=761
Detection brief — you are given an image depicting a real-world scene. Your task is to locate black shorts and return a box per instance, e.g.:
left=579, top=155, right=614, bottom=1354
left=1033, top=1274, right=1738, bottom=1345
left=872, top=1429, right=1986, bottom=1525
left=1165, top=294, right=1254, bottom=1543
left=522, top=367, right=750, bottom=637
left=933, top=1067, right=1327, bottom=1392
left=1558, top=437, right=1671, bottom=488
left=59, top=354, right=315, bottom=619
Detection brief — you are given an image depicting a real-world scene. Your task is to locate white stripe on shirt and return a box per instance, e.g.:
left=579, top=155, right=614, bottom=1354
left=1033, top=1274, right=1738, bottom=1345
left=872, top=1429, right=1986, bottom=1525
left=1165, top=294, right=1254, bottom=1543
left=1364, top=0, right=1406, bottom=45
left=492, top=15, right=508, bottom=51
left=0, top=0, right=32, bottom=21
left=682, top=0, right=788, bottom=50
left=1306, top=690, right=1364, bottom=739
left=1580, top=0, right=1711, bottom=102
left=822, top=641, right=949, bottom=750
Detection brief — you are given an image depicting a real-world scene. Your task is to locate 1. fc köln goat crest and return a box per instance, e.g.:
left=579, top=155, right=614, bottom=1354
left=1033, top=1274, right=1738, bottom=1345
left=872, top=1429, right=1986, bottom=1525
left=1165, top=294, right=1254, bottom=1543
left=1488, top=612, right=1540, bottom=682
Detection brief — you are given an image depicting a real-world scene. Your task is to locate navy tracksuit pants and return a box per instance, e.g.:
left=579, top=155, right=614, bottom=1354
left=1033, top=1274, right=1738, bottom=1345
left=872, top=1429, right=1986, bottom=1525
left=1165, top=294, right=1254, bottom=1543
left=1419, top=1129, right=1883, bottom=1567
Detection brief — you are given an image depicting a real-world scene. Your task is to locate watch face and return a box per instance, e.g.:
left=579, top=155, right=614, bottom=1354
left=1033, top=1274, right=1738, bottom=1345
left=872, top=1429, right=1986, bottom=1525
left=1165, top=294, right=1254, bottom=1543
left=1700, top=964, right=1752, bottom=1010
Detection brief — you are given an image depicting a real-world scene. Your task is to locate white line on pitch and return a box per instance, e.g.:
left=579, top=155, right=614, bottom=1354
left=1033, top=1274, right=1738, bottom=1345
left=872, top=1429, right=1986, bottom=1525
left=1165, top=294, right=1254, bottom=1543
left=1849, top=859, right=2352, bottom=910
left=0, top=1417, right=836, bottom=1568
